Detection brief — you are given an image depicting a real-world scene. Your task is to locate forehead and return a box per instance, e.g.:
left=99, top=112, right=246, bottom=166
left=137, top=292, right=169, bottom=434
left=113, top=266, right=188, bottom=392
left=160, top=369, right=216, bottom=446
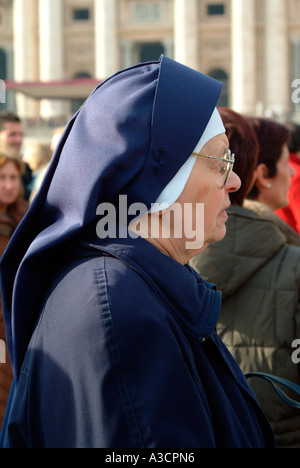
left=0, top=160, right=20, bottom=173
left=201, top=132, right=229, bottom=155
left=2, top=121, right=23, bottom=133
left=209, top=133, right=229, bottom=146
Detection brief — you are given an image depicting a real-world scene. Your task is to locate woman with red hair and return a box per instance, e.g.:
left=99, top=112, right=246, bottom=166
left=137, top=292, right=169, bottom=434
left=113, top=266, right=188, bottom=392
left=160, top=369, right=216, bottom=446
left=246, top=117, right=295, bottom=210
left=191, top=111, right=300, bottom=448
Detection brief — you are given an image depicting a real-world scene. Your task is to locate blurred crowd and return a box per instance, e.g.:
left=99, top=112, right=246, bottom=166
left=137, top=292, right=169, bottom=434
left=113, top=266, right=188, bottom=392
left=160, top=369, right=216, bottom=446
left=0, top=107, right=299, bottom=447
left=0, top=111, right=65, bottom=432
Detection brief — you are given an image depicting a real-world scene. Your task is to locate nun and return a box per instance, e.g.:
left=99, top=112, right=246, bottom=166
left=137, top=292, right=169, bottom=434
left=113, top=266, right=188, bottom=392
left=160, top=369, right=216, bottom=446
left=0, top=56, right=275, bottom=448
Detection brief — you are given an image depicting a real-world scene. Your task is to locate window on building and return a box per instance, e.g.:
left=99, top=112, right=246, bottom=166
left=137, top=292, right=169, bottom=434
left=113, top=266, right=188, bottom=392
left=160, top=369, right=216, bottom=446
left=133, top=2, right=162, bottom=23
left=207, top=4, right=225, bottom=16
left=139, top=43, right=165, bottom=63
left=73, top=8, right=90, bottom=21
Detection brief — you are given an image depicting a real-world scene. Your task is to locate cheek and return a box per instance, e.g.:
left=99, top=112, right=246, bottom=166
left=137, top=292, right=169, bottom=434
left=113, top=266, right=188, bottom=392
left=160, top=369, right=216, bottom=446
left=2, top=180, right=20, bottom=194
left=176, top=162, right=224, bottom=225
left=203, top=192, right=224, bottom=226
left=12, top=182, right=20, bottom=193
left=276, top=169, right=290, bottom=195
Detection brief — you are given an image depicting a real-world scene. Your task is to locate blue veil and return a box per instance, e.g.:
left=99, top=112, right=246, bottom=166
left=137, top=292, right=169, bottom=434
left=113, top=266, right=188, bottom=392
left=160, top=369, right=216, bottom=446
left=0, top=55, right=222, bottom=379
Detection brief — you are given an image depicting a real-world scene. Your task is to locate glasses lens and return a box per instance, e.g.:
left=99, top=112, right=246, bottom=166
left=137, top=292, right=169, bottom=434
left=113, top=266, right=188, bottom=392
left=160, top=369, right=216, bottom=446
left=191, top=150, right=234, bottom=187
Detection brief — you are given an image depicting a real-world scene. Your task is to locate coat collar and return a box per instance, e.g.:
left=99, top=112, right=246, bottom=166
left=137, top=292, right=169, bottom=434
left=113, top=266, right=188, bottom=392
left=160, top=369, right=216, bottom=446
left=77, top=233, right=222, bottom=343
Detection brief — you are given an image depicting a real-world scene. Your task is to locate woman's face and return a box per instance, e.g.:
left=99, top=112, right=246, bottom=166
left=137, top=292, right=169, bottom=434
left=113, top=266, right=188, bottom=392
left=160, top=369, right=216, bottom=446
left=174, top=133, right=241, bottom=258
left=257, top=143, right=295, bottom=210
left=0, top=161, right=21, bottom=208
left=269, top=144, right=294, bottom=210
left=130, top=133, right=241, bottom=264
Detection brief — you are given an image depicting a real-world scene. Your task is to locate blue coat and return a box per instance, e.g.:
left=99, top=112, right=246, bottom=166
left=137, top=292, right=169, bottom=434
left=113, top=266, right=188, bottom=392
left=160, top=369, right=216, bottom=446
left=2, top=235, right=274, bottom=447
left=0, top=56, right=275, bottom=447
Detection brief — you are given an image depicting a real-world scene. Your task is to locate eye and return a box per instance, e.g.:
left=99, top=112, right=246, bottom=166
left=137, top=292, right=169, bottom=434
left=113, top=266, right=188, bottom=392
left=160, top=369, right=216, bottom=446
left=219, top=162, right=227, bottom=174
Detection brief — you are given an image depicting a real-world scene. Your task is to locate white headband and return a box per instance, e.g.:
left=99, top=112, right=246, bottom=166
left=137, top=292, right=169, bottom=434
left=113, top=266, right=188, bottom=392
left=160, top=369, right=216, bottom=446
left=150, top=108, right=225, bottom=212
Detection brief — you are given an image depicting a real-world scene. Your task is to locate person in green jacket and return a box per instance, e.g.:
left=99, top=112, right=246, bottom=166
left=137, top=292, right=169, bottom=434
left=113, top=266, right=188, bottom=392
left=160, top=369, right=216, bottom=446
left=190, top=109, right=300, bottom=448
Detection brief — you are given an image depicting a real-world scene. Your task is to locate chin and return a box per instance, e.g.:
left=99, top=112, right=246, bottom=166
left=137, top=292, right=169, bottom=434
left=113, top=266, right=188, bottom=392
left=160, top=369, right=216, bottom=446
left=3, top=197, right=17, bottom=205
left=280, top=197, right=290, bottom=209
left=211, top=226, right=227, bottom=244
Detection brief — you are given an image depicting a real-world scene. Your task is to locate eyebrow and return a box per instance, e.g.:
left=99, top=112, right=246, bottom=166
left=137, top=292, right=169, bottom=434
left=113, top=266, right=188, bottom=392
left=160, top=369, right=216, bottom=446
left=214, top=145, right=229, bottom=158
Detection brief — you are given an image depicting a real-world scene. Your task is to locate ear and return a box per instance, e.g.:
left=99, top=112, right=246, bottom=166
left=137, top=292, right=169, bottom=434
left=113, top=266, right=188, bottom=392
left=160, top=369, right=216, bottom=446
left=255, top=163, right=272, bottom=190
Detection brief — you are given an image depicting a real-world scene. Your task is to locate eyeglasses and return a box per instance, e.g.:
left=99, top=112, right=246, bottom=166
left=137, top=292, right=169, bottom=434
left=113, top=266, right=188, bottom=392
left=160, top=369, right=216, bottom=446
left=191, top=148, right=235, bottom=187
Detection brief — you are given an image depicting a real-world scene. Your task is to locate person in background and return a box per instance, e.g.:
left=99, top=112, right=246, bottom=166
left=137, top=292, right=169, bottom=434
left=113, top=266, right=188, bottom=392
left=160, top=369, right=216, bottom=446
left=0, top=112, right=23, bottom=157
left=0, top=154, right=29, bottom=432
left=276, top=123, right=300, bottom=235
left=24, top=127, right=66, bottom=203
left=246, top=117, right=295, bottom=211
left=22, top=142, right=52, bottom=203
left=190, top=110, right=300, bottom=448
left=0, top=111, right=32, bottom=201
left=50, top=126, right=66, bottom=153
left=0, top=57, right=274, bottom=448
left=22, top=127, right=66, bottom=204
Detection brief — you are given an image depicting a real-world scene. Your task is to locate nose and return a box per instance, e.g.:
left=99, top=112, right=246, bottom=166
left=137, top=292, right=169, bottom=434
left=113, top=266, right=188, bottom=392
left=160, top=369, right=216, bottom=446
left=4, top=179, right=14, bottom=190
left=225, top=170, right=241, bottom=193
left=15, top=135, right=23, bottom=145
left=289, top=163, right=295, bottom=178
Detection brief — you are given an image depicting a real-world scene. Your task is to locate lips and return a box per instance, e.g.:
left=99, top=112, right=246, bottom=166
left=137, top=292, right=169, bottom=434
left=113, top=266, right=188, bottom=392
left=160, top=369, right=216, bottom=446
left=218, top=203, right=230, bottom=220
left=219, top=210, right=228, bottom=220
left=221, top=203, right=231, bottom=213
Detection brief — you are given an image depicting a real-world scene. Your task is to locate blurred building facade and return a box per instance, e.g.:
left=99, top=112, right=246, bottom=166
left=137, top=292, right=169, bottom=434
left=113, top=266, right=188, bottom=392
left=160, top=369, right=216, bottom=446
left=0, top=0, right=300, bottom=123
